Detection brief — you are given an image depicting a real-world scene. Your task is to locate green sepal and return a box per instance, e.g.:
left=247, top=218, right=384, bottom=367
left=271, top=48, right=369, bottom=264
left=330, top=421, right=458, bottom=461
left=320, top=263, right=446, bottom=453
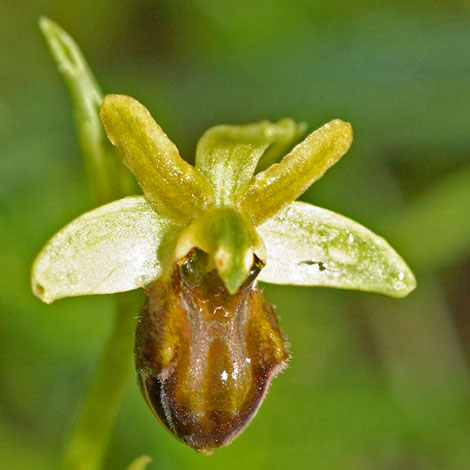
left=100, top=94, right=214, bottom=224
left=39, top=17, right=133, bottom=205
left=32, top=196, right=173, bottom=303
left=195, top=118, right=306, bottom=205
left=237, top=119, right=353, bottom=226
left=257, top=201, right=416, bottom=298
left=175, top=207, right=266, bottom=294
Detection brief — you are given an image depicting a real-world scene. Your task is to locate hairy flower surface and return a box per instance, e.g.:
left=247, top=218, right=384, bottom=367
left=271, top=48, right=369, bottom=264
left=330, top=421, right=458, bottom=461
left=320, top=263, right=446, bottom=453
left=32, top=94, right=416, bottom=453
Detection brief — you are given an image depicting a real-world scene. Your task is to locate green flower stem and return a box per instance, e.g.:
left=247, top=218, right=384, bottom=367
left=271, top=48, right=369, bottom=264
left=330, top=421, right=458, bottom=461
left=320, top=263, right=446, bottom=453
left=62, top=291, right=141, bottom=470
left=39, top=17, right=140, bottom=469
left=128, top=455, right=152, bottom=470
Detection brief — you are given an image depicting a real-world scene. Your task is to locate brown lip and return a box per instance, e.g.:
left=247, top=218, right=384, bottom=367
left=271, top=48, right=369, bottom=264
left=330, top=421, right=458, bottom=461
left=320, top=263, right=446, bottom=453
left=134, top=249, right=289, bottom=452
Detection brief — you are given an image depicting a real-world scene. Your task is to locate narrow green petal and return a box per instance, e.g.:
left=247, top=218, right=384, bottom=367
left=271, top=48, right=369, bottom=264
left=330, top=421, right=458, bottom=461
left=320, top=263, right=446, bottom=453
left=175, top=208, right=266, bottom=294
left=39, top=17, right=133, bottom=204
left=257, top=202, right=416, bottom=298
left=100, top=95, right=214, bottom=224
left=238, top=120, right=353, bottom=225
left=32, top=197, right=173, bottom=303
left=195, top=119, right=306, bottom=205
left=255, top=119, right=307, bottom=172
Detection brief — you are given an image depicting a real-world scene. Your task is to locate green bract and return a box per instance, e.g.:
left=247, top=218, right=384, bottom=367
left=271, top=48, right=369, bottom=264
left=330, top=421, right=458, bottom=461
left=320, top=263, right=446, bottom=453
left=38, top=18, right=134, bottom=205
left=31, top=94, right=416, bottom=302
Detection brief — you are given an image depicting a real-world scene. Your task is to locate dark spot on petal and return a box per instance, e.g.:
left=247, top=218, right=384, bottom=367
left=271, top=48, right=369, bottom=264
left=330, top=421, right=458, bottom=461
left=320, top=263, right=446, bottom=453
left=34, top=283, right=46, bottom=296
left=299, top=260, right=326, bottom=271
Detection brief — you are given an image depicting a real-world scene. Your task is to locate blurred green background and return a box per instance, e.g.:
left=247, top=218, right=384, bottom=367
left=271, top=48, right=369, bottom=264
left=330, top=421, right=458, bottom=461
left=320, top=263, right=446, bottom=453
left=1, top=1, right=469, bottom=469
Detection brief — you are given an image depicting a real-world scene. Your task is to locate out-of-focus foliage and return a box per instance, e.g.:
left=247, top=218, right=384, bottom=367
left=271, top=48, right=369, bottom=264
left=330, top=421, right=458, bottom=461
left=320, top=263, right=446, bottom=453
left=0, top=1, right=468, bottom=469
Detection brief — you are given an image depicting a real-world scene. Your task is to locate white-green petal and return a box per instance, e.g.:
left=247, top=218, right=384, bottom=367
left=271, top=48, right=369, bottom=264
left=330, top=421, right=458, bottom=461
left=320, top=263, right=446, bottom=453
left=257, top=201, right=416, bottom=298
left=32, top=196, right=172, bottom=304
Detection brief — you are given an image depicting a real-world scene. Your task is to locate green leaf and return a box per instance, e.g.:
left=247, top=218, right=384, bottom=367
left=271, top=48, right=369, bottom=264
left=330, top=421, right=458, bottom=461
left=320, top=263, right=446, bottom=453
left=32, top=196, right=173, bottom=303
left=39, top=17, right=133, bottom=205
left=237, top=119, right=353, bottom=225
left=257, top=201, right=416, bottom=298
left=100, top=94, right=214, bottom=224
left=195, top=118, right=306, bottom=205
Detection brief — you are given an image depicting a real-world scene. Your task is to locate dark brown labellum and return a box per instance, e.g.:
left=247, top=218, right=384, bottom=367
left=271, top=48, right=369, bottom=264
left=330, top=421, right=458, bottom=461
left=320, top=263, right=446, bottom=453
left=135, top=249, right=289, bottom=454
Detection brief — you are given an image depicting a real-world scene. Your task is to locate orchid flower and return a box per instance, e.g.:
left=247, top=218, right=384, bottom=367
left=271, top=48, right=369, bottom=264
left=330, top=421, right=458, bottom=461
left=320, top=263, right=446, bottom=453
left=31, top=92, right=415, bottom=454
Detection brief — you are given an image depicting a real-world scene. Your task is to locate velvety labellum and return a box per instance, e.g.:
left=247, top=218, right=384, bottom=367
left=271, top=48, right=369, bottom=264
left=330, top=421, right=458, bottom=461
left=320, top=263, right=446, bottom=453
left=135, top=249, right=289, bottom=454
